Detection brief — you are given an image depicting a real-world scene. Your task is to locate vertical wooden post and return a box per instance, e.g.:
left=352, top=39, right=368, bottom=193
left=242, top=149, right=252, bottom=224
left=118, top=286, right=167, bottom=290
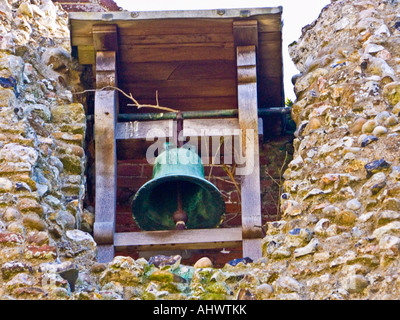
left=234, top=21, right=263, bottom=261
left=92, top=25, right=118, bottom=262
left=93, top=89, right=117, bottom=262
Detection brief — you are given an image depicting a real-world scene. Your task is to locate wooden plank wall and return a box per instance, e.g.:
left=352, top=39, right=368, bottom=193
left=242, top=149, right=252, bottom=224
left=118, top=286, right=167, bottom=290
left=70, top=12, right=283, bottom=113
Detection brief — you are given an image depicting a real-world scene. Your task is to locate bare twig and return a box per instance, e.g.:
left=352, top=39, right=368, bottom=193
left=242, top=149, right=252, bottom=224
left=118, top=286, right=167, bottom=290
left=264, top=150, right=289, bottom=219
left=207, top=137, right=242, bottom=203
left=223, top=164, right=241, bottom=202
left=206, top=137, right=242, bottom=224
left=155, top=90, right=159, bottom=107
left=221, top=213, right=240, bottom=227
left=280, top=151, right=289, bottom=181
left=208, top=137, right=224, bottom=180
left=73, top=86, right=179, bottom=113
left=214, top=176, right=236, bottom=185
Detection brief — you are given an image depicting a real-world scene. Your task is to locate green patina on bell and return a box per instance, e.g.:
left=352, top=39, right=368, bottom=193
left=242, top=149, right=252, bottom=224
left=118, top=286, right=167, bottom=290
left=131, top=143, right=225, bottom=231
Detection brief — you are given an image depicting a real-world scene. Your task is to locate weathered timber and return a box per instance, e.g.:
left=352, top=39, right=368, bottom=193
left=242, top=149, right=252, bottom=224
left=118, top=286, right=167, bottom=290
left=72, top=9, right=283, bottom=262
left=114, top=227, right=243, bottom=251
left=235, top=19, right=263, bottom=261
left=93, top=25, right=119, bottom=262
left=94, top=89, right=117, bottom=262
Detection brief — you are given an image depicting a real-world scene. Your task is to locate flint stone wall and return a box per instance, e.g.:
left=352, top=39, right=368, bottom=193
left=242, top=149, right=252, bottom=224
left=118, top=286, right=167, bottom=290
left=0, top=0, right=94, bottom=299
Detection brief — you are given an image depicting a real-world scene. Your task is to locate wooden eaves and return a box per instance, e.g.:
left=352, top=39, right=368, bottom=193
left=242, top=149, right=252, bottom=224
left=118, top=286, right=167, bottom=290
left=68, top=7, right=284, bottom=112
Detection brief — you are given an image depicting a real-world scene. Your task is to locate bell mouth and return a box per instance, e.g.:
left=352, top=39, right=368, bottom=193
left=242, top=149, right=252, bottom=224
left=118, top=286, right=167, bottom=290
left=131, top=174, right=225, bottom=231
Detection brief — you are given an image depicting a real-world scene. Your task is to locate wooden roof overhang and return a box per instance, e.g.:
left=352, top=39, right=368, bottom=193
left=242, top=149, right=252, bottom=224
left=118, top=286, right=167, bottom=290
left=68, top=7, right=284, bottom=114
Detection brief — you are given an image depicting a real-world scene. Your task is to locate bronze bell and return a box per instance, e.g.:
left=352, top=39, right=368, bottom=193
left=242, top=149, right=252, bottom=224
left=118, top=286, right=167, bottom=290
left=131, top=143, right=225, bottom=231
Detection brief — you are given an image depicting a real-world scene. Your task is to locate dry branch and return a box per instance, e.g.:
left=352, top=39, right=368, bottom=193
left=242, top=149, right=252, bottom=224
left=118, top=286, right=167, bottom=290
left=73, top=86, right=179, bottom=113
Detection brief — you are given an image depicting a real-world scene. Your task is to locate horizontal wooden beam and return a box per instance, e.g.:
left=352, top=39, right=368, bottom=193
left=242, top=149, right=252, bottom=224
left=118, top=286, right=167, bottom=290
left=121, top=78, right=236, bottom=98
left=114, top=227, right=243, bottom=251
left=115, top=117, right=263, bottom=141
left=69, top=7, right=282, bottom=23
left=119, top=44, right=235, bottom=63
left=116, top=119, right=174, bottom=140
left=116, top=118, right=241, bottom=140
left=118, top=61, right=236, bottom=82
left=183, top=118, right=239, bottom=137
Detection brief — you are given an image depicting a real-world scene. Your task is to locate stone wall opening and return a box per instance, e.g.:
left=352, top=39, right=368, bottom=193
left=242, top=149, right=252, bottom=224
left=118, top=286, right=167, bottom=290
left=82, top=92, right=294, bottom=266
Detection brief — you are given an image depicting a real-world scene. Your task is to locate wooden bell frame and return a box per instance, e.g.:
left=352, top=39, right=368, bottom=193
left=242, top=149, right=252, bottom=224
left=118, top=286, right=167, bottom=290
left=69, top=8, right=284, bottom=263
